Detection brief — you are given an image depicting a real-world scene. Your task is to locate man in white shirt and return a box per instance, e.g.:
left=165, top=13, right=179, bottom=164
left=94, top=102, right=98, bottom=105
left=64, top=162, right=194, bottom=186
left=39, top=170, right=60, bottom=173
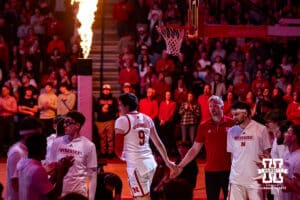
left=227, top=101, right=271, bottom=200
left=47, top=111, right=97, bottom=200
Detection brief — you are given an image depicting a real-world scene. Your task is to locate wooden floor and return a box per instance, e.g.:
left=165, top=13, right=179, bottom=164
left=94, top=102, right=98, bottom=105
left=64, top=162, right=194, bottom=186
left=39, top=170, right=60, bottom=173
left=0, top=158, right=208, bottom=199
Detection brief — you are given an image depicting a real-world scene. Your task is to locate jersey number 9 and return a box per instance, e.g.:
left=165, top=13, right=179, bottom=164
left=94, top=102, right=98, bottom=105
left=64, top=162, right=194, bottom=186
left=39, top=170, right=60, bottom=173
left=138, top=130, right=145, bottom=145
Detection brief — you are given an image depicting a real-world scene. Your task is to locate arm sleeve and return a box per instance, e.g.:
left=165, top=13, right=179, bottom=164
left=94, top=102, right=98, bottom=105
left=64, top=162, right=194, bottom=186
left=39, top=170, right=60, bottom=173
left=115, top=116, right=129, bottom=134
left=33, top=167, right=54, bottom=195
left=227, top=129, right=233, bottom=153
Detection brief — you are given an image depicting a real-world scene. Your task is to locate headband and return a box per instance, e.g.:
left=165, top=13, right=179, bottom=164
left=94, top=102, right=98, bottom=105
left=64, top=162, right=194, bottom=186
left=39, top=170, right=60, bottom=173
left=19, top=128, right=42, bottom=136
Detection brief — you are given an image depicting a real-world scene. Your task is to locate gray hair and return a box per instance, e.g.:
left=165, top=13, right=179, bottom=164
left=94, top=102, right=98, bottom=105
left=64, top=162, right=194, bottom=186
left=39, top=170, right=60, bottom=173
left=208, top=95, right=224, bottom=107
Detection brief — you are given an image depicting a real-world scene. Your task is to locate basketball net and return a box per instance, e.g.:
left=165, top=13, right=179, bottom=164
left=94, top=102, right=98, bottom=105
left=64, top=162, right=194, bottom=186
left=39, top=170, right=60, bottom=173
left=157, top=25, right=185, bottom=56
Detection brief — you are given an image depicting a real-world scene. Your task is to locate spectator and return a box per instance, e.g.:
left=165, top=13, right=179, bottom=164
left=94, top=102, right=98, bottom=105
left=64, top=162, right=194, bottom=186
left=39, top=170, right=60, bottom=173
left=155, top=50, right=175, bottom=84
left=158, top=91, right=177, bottom=155
left=140, top=65, right=158, bottom=97
left=47, top=111, right=98, bottom=200
left=245, top=91, right=257, bottom=118
left=223, top=91, right=236, bottom=118
left=152, top=72, right=171, bottom=103
left=46, top=34, right=66, bottom=56
left=113, top=0, right=134, bottom=38
left=137, top=45, right=154, bottom=78
left=121, top=82, right=135, bottom=94
left=211, top=40, right=226, bottom=61
left=210, top=73, right=226, bottom=98
left=95, top=84, right=119, bottom=158
left=30, top=8, right=45, bottom=38
left=233, top=73, right=250, bottom=101
left=118, top=54, right=139, bottom=91
left=16, top=16, right=30, bottom=40
left=0, top=85, right=18, bottom=155
left=173, top=78, right=188, bottom=105
left=136, top=23, right=152, bottom=52
left=139, top=87, right=159, bottom=121
left=178, top=91, right=200, bottom=143
left=38, top=82, right=57, bottom=136
left=286, top=92, right=300, bottom=125
left=212, top=55, right=226, bottom=79
left=18, top=86, right=38, bottom=121
left=197, top=84, right=212, bottom=123
left=271, top=87, right=287, bottom=111
left=57, top=83, right=76, bottom=115
left=5, top=69, right=22, bottom=98
left=57, top=67, right=71, bottom=86
left=147, top=2, right=163, bottom=32
left=283, top=83, right=293, bottom=105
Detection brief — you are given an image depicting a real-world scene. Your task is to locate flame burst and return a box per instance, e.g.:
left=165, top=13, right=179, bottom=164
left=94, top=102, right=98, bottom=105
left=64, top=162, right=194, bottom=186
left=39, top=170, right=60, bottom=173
left=71, top=0, right=98, bottom=58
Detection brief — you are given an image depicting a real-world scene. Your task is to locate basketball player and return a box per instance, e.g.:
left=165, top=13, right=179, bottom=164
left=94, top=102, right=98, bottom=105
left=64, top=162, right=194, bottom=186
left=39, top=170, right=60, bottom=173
left=115, top=93, right=174, bottom=200
left=227, top=101, right=271, bottom=200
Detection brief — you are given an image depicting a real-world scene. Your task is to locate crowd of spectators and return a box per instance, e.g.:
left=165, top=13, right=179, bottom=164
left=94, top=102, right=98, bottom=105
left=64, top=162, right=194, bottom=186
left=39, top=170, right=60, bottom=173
left=114, top=0, right=300, bottom=125
left=0, top=0, right=82, bottom=156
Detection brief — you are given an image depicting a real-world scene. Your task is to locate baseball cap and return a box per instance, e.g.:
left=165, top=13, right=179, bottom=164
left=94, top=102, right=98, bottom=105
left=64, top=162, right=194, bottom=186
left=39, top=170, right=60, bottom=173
left=141, top=45, right=148, bottom=50
left=103, top=84, right=111, bottom=90
left=123, top=82, right=131, bottom=88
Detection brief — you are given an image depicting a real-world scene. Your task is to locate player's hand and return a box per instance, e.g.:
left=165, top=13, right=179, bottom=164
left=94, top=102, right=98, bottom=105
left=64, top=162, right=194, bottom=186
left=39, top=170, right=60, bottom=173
left=170, top=165, right=183, bottom=179
left=57, top=156, right=74, bottom=177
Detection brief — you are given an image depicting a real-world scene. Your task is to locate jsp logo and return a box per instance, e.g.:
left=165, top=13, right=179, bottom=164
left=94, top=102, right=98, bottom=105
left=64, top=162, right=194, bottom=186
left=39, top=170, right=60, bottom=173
left=257, top=158, right=288, bottom=184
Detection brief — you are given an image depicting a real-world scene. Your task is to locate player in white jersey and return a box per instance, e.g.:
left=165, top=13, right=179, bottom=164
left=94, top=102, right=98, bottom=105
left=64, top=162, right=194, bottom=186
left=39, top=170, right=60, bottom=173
left=47, top=111, right=97, bottom=200
left=227, top=101, right=271, bottom=200
left=6, top=117, right=43, bottom=200
left=115, top=93, right=174, bottom=200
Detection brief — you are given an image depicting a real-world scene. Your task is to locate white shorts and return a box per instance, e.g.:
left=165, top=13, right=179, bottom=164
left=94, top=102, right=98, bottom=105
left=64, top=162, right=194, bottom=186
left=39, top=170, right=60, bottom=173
left=127, top=167, right=156, bottom=197
left=228, top=183, right=263, bottom=200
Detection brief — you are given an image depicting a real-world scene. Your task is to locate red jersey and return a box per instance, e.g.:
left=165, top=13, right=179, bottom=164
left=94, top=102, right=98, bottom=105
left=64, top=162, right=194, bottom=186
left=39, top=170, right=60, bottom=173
left=194, top=116, right=235, bottom=172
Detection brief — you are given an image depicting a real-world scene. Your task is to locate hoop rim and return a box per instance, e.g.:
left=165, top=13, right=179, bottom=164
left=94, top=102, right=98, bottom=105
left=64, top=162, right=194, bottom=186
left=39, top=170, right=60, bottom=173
left=156, top=24, right=194, bottom=31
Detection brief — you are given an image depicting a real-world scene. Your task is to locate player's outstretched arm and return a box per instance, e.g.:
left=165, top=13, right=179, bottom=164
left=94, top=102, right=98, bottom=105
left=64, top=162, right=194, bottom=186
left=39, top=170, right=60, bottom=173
left=171, top=142, right=203, bottom=179
left=150, top=126, right=175, bottom=169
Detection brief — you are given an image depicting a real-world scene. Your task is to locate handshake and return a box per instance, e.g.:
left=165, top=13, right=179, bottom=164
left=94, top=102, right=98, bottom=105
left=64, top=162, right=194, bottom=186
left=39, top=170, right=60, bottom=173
left=166, top=161, right=184, bottom=179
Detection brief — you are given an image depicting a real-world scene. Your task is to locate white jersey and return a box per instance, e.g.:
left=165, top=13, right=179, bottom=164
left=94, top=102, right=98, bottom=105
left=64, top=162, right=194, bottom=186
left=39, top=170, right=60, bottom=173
left=115, top=112, right=157, bottom=176
left=227, top=120, right=271, bottom=188
left=6, top=142, right=27, bottom=200
left=47, top=135, right=97, bottom=197
left=18, top=158, right=53, bottom=200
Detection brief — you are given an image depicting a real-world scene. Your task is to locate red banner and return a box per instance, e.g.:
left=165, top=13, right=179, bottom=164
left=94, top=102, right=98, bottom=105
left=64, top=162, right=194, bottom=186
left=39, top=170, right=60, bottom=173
left=199, top=24, right=268, bottom=38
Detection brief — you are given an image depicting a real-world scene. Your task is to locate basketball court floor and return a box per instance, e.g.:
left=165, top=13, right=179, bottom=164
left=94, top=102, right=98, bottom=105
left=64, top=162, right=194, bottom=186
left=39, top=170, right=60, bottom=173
left=0, top=158, right=209, bottom=199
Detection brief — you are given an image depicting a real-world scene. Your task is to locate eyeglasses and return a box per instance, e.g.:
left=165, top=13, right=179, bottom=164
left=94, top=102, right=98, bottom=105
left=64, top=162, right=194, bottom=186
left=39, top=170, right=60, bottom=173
left=64, top=118, right=77, bottom=126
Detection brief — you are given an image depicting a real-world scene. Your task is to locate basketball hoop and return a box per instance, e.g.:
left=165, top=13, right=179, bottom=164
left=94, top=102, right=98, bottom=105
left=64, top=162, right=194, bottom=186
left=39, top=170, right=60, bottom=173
left=157, top=25, right=187, bottom=56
